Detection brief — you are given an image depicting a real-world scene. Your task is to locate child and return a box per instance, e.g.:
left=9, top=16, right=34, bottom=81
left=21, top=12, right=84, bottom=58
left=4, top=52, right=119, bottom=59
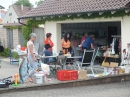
left=43, top=44, right=56, bottom=63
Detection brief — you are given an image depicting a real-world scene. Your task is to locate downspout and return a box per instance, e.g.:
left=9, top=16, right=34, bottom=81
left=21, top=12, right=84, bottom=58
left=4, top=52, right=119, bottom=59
left=18, top=18, right=27, bottom=26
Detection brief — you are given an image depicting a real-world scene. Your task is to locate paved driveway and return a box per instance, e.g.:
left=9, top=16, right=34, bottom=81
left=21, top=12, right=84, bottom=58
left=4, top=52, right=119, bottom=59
left=0, top=60, right=19, bottom=79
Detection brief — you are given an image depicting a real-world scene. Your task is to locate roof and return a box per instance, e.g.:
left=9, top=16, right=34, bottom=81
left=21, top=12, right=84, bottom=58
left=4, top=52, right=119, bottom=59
left=20, top=0, right=130, bottom=19
left=3, top=23, right=23, bottom=26
left=12, top=5, right=32, bottom=17
left=0, top=5, right=4, bottom=9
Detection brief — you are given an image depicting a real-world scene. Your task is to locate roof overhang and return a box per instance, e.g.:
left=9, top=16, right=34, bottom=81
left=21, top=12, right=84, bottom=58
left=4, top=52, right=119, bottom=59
left=3, top=23, right=23, bottom=27
left=18, top=7, right=130, bottom=20
left=0, top=5, right=5, bottom=9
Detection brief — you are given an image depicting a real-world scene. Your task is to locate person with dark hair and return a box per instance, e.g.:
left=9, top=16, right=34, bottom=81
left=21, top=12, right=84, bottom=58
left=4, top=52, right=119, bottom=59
left=82, top=34, right=95, bottom=50
left=61, top=32, right=72, bottom=54
left=44, top=33, right=54, bottom=53
left=43, top=44, right=55, bottom=63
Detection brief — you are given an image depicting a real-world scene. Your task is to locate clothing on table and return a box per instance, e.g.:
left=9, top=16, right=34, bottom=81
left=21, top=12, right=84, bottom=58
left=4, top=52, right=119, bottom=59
left=82, top=37, right=94, bottom=49
left=44, top=38, right=54, bottom=52
left=43, top=50, right=55, bottom=63
left=61, top=38, right=71, bottom=54
left=27, top=40, right=35, bottom=55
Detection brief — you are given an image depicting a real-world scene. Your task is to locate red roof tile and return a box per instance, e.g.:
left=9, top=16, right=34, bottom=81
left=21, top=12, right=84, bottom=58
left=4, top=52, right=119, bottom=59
left=20, top=0, right=130, bottom=18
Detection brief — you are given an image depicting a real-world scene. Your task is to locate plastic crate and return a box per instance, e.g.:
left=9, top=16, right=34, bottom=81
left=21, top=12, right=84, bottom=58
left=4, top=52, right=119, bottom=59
left=20, top=47, right=26, bottom=51
left=56, top=70, right=78, bottom=81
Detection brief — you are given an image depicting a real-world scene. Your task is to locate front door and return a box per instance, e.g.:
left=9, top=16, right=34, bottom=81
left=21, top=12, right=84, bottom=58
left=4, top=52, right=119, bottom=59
left=7, top=29, right=13, bottom=48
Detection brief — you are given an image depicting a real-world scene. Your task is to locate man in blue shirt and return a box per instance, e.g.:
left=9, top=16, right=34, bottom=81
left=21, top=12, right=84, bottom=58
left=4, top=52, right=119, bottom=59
left=43, top=44, right=55, bottom=63
left=82, top=34, right=95, bottom=49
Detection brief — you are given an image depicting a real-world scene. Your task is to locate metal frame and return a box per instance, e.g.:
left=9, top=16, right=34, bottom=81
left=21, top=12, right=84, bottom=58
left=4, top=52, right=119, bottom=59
left=76, top=47, right=99, bottom=75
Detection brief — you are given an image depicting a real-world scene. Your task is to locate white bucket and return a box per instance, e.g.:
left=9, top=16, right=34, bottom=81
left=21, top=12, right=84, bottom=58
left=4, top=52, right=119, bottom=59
left=34, top=73, right=44, bottom=84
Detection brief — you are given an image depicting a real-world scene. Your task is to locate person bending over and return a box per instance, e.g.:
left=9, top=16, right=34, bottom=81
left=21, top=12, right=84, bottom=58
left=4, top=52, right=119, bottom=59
left=43, top=44, right=56, bottom=63
left=82, top=34, right=95, bottom=50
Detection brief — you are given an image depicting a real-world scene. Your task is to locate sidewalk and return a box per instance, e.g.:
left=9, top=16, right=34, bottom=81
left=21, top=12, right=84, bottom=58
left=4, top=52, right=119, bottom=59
left=0, top=57, right=10, bottom=63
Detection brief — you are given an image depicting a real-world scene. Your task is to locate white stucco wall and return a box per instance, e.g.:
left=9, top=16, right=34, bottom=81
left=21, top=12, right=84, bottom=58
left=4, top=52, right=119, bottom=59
left=2, top=6, right=19, bottom=23
left=45, top=16, right=130, bottom=53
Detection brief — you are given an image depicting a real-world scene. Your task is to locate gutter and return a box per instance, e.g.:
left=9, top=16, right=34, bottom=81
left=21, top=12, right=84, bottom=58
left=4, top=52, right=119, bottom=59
left=18, top=7, right=130, bottom=20
left=18, top=18, right=27, bottom=26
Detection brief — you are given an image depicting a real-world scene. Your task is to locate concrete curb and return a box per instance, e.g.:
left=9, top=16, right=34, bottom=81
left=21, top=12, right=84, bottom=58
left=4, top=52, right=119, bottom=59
left=0, top=73, right=130, bottom=94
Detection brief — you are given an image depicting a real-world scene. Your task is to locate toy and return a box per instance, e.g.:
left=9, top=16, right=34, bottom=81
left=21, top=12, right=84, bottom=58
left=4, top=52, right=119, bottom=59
left=12, top=73, right=19, bottom=86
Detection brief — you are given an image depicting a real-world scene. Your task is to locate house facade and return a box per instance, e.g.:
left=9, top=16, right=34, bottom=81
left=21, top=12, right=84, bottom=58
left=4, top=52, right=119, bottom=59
left=0, top=5, right=31, bottom=48
left=19, top=0, right=130, bottom=54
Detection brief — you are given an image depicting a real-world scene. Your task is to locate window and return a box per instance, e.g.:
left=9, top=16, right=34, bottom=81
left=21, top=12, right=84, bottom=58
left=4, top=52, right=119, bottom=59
left=9, top=13, right=12, bottom=16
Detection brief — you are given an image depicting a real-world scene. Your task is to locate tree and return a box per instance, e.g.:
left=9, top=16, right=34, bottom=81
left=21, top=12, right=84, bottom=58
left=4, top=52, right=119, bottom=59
left=35, top=0, right=44, bottom=6
left=14, top=0, right=33, bottom=7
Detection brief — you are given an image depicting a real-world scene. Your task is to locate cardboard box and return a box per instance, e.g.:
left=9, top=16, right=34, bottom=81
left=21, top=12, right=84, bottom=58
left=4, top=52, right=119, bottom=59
left=103, top=62, right=118, bottom=68
left=118, top=69, right=125, bottom=74
left=78, top=70, right=87, bottom=80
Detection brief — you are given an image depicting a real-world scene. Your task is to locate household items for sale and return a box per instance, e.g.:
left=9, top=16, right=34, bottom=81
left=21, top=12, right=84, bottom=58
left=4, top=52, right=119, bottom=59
left=19, top=56, right=28, bottom=83
left=12, top=74, right=19, bottom=86
left=57, top=70, right=78, bottom=81
left=0, top=76, right=12, bottom=88
left=111, top=35, right=121, bottom=54
left=40, top=63, right=51, bottom=82
left=103, top=67, right=118, bottom=75
left=78, top=70, right=87, bottom=80
left=118, top=67, right=125, bottom=74
left=33, top=73, right=44, bottom=84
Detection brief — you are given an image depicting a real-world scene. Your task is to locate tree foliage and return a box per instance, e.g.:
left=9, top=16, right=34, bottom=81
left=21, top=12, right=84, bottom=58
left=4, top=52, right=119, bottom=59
left=35, top=0, right=44, bottom=6
left=14, top=0, right=33, bottom=7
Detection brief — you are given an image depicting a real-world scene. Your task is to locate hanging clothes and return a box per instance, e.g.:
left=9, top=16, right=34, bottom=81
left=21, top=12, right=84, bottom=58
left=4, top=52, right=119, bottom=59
left=114, top=38, right=119, bottom=54
left=118, top=38, right=121, bottom=53
left=111, top=38, right=115, bottom=54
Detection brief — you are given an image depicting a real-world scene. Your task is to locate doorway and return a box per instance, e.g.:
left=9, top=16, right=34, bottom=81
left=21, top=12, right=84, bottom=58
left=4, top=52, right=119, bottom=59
left=7, top=29, right=13, bottom=48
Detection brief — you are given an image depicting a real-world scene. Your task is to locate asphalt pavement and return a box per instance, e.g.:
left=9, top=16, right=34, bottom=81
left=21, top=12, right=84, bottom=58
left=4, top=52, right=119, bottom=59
left=1, top=81, right=130, bottom=97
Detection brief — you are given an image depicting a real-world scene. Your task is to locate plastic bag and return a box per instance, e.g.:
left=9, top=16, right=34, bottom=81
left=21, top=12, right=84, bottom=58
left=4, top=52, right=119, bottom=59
left=41, top=63, right=50, bottom=75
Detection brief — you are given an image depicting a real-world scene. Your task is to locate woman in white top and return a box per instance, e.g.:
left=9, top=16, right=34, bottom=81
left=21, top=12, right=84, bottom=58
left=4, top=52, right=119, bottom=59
left=27, top=33, right=37, bottom=82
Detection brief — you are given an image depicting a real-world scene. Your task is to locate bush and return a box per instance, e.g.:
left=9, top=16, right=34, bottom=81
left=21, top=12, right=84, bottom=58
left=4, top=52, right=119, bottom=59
left=0, top=48, right=10, bottom=57
left=12, top=52, right=19, bottom=59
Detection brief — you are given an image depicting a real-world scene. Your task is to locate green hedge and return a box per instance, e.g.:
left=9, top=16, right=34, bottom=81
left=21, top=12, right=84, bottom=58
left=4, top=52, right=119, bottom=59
left=0, top=48, right=10, bottom=57
left=12, top=52, right=19, bottom=59
left=0, top=48, right=19, bottom=59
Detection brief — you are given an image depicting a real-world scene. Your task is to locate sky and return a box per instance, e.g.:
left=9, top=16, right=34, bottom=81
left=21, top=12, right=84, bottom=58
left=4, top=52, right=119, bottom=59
left=0, top=0, right=38, bottom=10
